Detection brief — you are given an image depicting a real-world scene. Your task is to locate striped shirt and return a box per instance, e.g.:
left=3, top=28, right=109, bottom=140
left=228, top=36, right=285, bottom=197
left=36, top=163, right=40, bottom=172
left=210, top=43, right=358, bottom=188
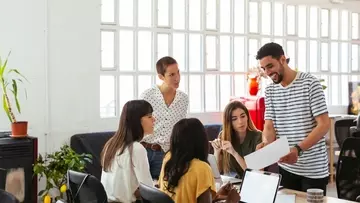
left=264, top=72, right=329, bottom=179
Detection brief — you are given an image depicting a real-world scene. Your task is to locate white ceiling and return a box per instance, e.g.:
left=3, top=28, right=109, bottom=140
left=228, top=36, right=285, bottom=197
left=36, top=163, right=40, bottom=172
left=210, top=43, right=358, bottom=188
left=279, top=0, right=360, bottom=12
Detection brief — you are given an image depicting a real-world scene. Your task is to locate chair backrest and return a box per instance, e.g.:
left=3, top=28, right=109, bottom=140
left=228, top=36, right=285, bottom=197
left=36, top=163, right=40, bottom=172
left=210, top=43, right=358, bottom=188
left=0, top=189, right=19, bottom=203
left=336, top=137, right=360, bottom=201
left=334, top=118, right=356, bottom=148
left=67, top=170, right=108, bottom=203
left=139, top=183, right=174, bottom=203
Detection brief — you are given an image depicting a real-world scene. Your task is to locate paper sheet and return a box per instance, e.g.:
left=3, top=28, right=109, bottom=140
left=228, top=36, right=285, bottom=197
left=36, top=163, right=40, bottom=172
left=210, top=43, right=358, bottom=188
left=275, top=194, right=296, bottom=203
left=244, top=136, right=290, bottom=170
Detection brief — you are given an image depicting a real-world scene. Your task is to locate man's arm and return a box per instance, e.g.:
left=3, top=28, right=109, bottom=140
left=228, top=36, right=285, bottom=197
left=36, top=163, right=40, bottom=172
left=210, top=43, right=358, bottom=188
left=262, top=86, right=277, bottom=145
left=262, top=120, right=277, bottom=145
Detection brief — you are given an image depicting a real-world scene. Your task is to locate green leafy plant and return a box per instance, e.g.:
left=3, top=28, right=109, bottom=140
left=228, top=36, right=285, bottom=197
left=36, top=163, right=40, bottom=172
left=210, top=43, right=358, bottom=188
left=33, top=144, right=92, bottom=200
left=0, top=51, right=28, bottom=123
left=319, top=78, right=327, bottom=90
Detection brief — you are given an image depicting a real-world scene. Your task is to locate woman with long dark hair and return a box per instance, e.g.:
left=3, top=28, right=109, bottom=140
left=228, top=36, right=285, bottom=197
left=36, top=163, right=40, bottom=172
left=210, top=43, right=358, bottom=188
left=101, top=100, right=155, bottom=203
left=159, top=118, right=240, bottom=203
left=210, top=101, right=262, bottom=178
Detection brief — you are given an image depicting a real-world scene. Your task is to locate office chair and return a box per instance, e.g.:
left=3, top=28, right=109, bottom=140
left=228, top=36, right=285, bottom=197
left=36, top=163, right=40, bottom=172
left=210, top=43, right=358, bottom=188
left=139, top=182, right=174, bottom=203
left=0, top=189, right=19, bottom=203
left=66, top=170, right=108, bottom=203
left=334, top=118, right=356, bottom=149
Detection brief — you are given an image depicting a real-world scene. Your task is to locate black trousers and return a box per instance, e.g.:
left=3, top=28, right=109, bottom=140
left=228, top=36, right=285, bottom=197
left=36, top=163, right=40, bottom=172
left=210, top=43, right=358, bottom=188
left=279, top=167, right=329, bottom=196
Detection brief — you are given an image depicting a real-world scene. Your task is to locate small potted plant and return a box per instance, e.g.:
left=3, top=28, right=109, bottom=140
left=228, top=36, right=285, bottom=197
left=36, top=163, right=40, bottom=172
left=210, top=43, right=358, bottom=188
left=33, top=144, right=92, bottom=202
left=0, top=51, right=28, bottom=137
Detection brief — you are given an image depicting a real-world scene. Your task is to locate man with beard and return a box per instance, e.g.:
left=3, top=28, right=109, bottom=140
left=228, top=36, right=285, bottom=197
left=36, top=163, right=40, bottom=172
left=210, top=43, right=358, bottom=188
left=255, top=42, right=330, bottom=194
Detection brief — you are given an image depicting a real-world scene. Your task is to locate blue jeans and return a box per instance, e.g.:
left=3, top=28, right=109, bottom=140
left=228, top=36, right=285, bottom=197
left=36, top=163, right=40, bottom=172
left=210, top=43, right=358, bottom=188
left=146, top=148, right=165, bottom=180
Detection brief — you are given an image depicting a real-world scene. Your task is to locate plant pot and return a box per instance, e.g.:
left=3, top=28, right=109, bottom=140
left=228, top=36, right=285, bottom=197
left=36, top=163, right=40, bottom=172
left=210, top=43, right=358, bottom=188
left=248, top=77, right=259, bottom=96
left=11, top=121, right=28, bottom=138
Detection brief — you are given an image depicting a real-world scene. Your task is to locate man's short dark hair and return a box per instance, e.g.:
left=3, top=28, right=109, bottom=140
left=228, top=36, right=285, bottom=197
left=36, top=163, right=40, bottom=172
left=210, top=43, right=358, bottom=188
left=256, top=42, right=285, bottom=60
left=156, top=56, right=178, bottom=76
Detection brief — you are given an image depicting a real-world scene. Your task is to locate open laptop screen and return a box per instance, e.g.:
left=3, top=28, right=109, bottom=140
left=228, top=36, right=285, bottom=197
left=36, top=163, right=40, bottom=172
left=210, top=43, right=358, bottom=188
left=239, top=169, right=281, bottom=203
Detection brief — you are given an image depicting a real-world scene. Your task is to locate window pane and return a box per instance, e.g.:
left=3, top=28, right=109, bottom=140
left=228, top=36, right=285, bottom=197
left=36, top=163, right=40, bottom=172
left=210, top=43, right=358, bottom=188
left=119, top=0, right=133, bottom=26
left=173, top=0, right=185, bottom=29
left=352, top=13, right=359, bottom=39
left=179, top=75, right=186, bottom=93
left=321, top=9, right=329, bottom=37
left=138, top=0, right=152, bottom=27
left=298, top=40, right=306, bottom=72
left=205, top=75, right=217, bottom=112
left=352, top=44, right=359, bottom=71
left=341, top=10, right=349, bottom=40
left=331, top=9, right=339, bottom=39
left=273, top=38, right=283, bottom=47
left=189, top=34, right=202, bottom=72
left=248, top=39, right=258, bottom=67
left=206, top=36, right=217, bottom=70
left=341, top=43, right=349, bottom=73
left=220, top=75, right=231, bottom=110
left=189, top=75, right=202, bottom=112
left=220, top=36, right=230, bottom=71
left=157, top=33, right=169, bottom=60
left=138, top=31, right=152, bottom=71
left=249, top=2, right=258, bottom=33
left=138, top=75, right=152, bottom=97
left=101, top=31, right=115, bottom=68
left=173, top=33, right=185, bottom=71
left=274, top=3, right=284, bottom=36
left=309, top=40, right=318, bottom=72
left=286, top=40, right=295, bottom=68
left=157, top=0, right=169, bottom=27
left=119, top=76, right=134, bottom=111
left=234, top=37, right=245, bottom=72
left=298, top=6, right=307, bottom=37
left=234, top=0, right=245, bottom=33
left=220, top=0, right=231, bottom=32
left=309, top=7, right=318, bottom=38
left=189, top=0, right=201, bottom=30
left=321, top=43, right=329, bottom=71
left=341, top=75, right=349, bottom=105
left=119, top=31, right=134, bottom=71
left=331, top=76, right=339, bottom=105
left=100, top=75, right=115, bottom=117
left=261, top=2, right=271, bottom=35
left=101, top=0, right=114, bottom=23
left=206, top=0, right=217, bottom=30
left=330, top=42, right=338, bottom=72
left=287, top=5, right=296, bottom=35
left=234, top=75, right=245, bottom=96
left=261, top=38, right=271, bottom=46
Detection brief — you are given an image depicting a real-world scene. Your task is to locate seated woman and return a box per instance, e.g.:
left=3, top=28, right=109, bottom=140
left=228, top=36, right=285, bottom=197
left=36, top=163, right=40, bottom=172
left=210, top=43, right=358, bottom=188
left=210, top=101, right=262, bottom=178
left=100, top=100, right=154, bottom=203
left=159, top=118, right=240, bottom=203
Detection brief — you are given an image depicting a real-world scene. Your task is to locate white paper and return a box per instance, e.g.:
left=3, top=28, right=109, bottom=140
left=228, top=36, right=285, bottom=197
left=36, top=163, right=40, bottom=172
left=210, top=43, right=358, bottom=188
left=244, top=136, right=290, bottom=170
left=275, top=194, right=296, bottom=203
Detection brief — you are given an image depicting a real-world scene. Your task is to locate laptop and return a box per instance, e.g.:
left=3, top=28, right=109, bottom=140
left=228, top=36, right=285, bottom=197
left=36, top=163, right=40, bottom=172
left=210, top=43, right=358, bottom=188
left=207, top=154, right=242, bottom=185
left=239, top=169, right=282, bottom=203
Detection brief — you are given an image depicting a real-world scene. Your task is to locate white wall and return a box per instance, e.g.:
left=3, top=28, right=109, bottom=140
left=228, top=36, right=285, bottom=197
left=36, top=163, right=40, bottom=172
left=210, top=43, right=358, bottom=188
left=0, top=0, right=358, bottom=155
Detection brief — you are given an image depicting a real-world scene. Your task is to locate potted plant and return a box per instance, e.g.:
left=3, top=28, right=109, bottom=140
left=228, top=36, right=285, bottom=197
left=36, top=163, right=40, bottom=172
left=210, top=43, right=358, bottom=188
left=33, top=144, right=92, bottom=202
left=0, top=51, right=28, bottom=137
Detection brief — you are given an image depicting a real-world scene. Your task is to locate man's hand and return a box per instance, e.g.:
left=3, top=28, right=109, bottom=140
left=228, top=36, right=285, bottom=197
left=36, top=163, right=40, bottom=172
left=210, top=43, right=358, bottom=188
left=279, top=147, right=298, bottom=164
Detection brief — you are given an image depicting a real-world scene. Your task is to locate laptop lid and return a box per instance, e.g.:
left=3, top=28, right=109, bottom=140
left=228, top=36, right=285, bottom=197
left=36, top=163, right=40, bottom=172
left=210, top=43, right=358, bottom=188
left=239, top=169, right=282, bottom=203
left=207, top=154, right=221, bottom=179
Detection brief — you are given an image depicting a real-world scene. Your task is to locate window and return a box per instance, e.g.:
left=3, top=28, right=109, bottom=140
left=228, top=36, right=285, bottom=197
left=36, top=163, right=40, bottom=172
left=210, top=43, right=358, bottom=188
left=100, top=2, right=360, bottom=117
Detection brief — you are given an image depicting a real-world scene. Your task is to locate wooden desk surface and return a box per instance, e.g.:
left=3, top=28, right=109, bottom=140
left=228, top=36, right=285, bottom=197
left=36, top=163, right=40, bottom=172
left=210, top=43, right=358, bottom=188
left=280, top=189, right=357, bottom=203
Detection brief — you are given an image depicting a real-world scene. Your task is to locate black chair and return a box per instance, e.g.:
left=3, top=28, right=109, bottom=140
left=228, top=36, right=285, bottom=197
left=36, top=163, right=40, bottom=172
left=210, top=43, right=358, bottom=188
left=336, top=137, right=360, bottom=202
left=139, top=182, right=174, bottom=203
left=334, top=118, right=356, bottom=148
left=67, top=170, right=108, bottom=203
left=0, top=189, right=19, bottom=203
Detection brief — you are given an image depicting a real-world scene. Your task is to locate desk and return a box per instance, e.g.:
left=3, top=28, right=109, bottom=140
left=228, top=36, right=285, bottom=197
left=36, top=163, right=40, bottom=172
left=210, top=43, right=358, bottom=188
left=280, top=189, right=357, bottom=203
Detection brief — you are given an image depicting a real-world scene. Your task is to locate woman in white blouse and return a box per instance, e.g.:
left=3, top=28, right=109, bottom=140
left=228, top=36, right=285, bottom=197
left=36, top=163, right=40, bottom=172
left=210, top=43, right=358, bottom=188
left=100, top=100, right=155, bottom=203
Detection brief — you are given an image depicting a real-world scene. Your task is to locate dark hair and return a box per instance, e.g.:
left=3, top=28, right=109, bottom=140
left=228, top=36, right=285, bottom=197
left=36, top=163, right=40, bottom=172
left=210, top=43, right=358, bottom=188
left=101, top=100, right=153, bottom=172
left=163, top=118, right=209, bottom=195
left=256, top=42, right=285, bottom=60
left=156, top=56, right=178, bottom=76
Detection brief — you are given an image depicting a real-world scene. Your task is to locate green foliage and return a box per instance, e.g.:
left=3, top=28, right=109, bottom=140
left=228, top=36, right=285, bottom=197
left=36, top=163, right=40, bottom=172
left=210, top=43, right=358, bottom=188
left=33, top=144, right=92, bottom=199
left=0, top=51, right=28, bottom=123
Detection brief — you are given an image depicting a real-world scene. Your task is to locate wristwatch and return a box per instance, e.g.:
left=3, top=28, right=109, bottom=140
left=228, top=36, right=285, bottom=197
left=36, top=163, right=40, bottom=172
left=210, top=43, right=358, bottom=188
left=294, top=144, right=303, bottom=156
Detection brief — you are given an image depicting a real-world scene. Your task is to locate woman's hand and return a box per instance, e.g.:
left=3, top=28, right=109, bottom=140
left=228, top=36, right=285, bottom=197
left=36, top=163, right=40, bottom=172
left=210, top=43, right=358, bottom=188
left=222, top=141, right=236, bottom=156
left=209, top=138, right=222, bottom=155
left=225, top=188, right=241, bottom=203
left=213, top=182, right=233, bottom=201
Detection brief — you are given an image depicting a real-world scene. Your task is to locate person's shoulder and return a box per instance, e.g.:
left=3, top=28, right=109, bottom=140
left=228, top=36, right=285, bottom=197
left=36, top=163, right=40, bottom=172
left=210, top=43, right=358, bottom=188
left=140, top=86, right=158, bottom=98
left=177, top=89, right=189, bottom=100
left=191, top=159, right=212, bottom=172
left=132, top=142, right=147, bottom=154
left=248, top=130, right=262, bottom=139
left=297, top=72, right=319, bottom=82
